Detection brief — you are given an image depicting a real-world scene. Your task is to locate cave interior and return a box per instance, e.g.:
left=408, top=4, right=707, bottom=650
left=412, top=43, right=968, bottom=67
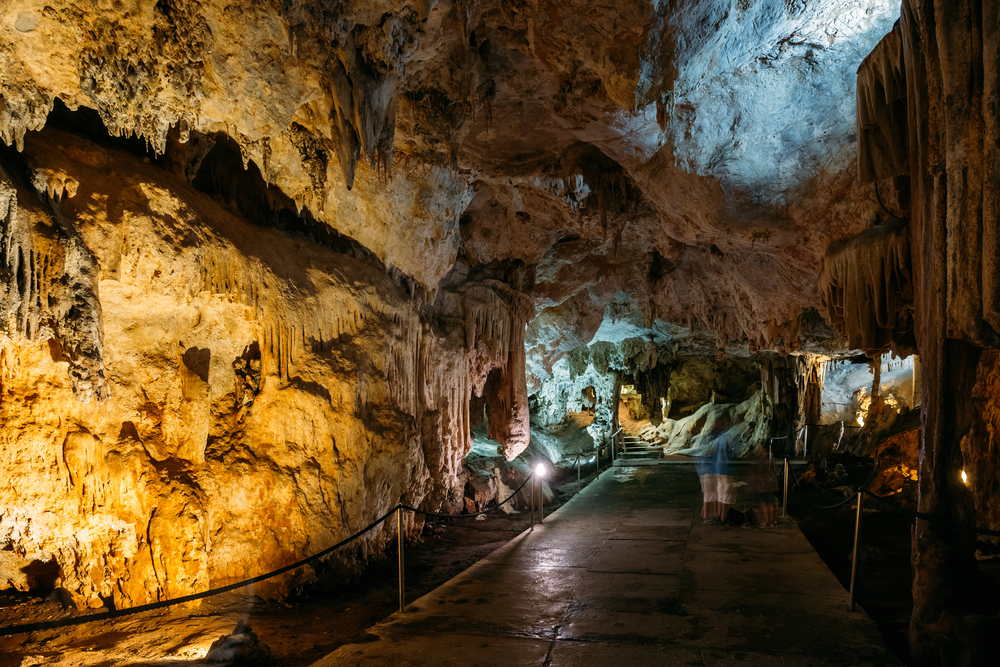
left=0, top=0, right=999, bottom=665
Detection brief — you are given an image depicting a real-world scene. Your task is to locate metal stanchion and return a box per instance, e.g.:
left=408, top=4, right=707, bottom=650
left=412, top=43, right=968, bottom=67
left=539, top=476, right=544, bottom=523
left=782, top=458, right=789, bottom=518
left=597, top=446, right=601, bottom=475
left=397, top=507, right=405, bottom=613
left=577, top=456, right=581, bottom=493
left=849, top=491, right=864, bottom=611
left=530, top=474, right=536, bottom=528
left=804, top=425, right=809, bottom=460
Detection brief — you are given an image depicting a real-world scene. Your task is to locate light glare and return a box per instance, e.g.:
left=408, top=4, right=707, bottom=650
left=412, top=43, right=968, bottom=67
left=535, top=463, right=546, bottom=478
left=961, top=470, right=968, bottom=485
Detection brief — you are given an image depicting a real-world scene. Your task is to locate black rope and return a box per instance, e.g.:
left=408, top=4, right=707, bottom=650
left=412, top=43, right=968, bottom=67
left=861, top=488, right=1000, bottom=537
left=771, top=456, right=783, bottom=478
left=789, top=469, right=858, bottom=509
left=0, top=504, right=401, bottom=636
left=402, top=473, right=533, bottom=519
left=0, top=473, right=541, bottom=636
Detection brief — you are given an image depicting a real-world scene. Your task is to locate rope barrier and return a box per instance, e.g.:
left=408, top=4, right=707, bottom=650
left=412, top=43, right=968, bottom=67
left=770, top=454, right=785, bottom=478
left=782, top=471, right=1000, bottom=535
left=0, top=472, right=539, bottom=637
left=769, top=425, right=806, bottom=441
left=788, top=469, right=858, bottom=509
left=0, top=504, right=400, bottom=636
left=861, top=488, right=1000, bottom=537
left=401, top=474, right=533, bottom=519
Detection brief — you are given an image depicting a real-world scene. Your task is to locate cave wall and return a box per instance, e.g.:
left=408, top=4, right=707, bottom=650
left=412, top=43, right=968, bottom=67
left=849, top=3, right=1000, bottom=661
left=0, top=128, right=531, bottom=608
left=820, top=355, right=916, bottom=426
left=530, top=353, right=617, bottom=445
left=965, top=350, right=1000, bottom=547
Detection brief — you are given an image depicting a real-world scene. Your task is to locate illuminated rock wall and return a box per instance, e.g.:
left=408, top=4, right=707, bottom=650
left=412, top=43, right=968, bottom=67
left=0, top=129, right=530, bottom=609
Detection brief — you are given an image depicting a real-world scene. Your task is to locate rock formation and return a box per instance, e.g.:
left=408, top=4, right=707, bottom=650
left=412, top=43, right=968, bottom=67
left=0, top=127, right=532, bottom=609
left=0, top=1, right=997, bottom=663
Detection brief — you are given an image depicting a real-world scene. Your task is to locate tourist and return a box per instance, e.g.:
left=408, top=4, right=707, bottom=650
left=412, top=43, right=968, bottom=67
left=749, top=447, right=778, bottom=529
left=695, top=449, right=716, bottom=524
left=713, top=427, right=735, bottom=524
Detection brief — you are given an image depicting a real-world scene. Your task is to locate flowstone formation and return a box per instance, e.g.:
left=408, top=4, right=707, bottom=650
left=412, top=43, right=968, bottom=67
left=0, top=127, right=532, bottom=608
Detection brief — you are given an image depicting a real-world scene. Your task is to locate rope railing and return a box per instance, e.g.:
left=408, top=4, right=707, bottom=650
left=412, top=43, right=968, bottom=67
left=571, top=429, right=621, bottom=492
left=860, top=487, right=1000, bottom=537
left=769, top=421, right=863, bottom=460
left=776, top=458, right=1000, bottom=612
left=0, top=473, right=539, bottom=637
left=788, top=467, right=858, bottom=510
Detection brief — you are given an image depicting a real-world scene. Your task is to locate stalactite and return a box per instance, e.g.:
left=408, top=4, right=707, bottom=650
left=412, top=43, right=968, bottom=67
left=634, top=363, right=671, bottom=426
left=857, top=22, right=908, bottom=183
left=818, top=220, right=913, bottom=354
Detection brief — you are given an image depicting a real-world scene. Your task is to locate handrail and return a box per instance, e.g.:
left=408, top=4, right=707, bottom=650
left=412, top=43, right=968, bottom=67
left=777, top=467, right=1000, bottom=613
left=769, top=421, right=864, bottom=443
left=0, top=473, right=537, bottom=636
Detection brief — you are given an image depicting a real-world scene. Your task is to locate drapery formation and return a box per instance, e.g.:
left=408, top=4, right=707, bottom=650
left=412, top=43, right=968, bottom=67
left=856, top=2, right=1000, bottom=662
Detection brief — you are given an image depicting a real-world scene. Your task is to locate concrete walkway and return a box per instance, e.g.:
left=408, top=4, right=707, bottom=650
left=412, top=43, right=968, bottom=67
left=312, top=465, right=899, bottom=666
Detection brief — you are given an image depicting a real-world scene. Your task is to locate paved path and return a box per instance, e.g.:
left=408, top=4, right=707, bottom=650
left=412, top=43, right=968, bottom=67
left=312, top=465, right=899, bottom=666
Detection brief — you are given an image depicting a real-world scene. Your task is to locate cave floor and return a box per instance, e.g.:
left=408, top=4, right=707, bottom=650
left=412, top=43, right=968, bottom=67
left=311, top=465, right=900, bottom=666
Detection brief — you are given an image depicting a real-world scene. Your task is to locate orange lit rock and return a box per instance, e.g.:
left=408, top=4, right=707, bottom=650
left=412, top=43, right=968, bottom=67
left=0, top=129, right=530, bottom=609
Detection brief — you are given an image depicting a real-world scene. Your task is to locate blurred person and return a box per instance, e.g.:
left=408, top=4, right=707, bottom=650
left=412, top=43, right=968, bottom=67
left=695, top=451, right=716, bottom=524
left=713, top=427, right=735, bottom=524
left=748, top=447, right=778, bottom=528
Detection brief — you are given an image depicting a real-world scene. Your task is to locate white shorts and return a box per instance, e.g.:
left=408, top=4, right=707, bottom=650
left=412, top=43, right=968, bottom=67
left=700, top=474, right=717, bottom=503
left=715, top=474, right=735, bottom=505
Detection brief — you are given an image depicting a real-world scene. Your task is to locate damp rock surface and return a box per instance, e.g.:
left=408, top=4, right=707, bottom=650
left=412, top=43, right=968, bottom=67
left=205, top=621, right=272, bottom=664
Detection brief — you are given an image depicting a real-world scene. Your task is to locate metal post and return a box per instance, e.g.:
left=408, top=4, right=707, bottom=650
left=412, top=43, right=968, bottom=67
left=804, top=425, right=809, bottom=460
left=849, top=491, right=864, bottom=610
left=539, top=475, right=544, bottom=523
left=577, top=456, right=581, bottom=493
left=530, top=473, right=536, bottom=528
left=397, top=507, right=405, bottom=613
left=782, top=458, right=789, bottom=518
left=597, top=446, right=600, bottom=475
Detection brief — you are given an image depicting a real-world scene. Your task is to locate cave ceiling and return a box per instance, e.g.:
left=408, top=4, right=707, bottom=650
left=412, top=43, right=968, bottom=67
left=0, top=0, right=898, bottom=384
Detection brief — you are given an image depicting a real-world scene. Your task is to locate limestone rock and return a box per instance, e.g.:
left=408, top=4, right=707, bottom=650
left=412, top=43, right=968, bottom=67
left=205, top=621, right=272, bottom=664
left=0, top=128, right=531, bottom=608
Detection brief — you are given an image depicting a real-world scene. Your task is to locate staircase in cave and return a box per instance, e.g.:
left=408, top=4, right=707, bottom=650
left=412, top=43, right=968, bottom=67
left=615, top=434, right=663, bottom=466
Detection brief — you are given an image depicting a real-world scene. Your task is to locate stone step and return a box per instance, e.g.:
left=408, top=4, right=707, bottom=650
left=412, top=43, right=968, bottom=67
left=612, top=457, right=661, bottom=467
left=619, top=452, right=661, bottom=460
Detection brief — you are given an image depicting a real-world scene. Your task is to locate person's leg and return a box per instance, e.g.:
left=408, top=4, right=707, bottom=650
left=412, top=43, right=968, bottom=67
left=700, top=475, right=710, bottom=519
left=717, top=475, right=733, bottom=523
left=709, top=478, right=719, bottom=522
